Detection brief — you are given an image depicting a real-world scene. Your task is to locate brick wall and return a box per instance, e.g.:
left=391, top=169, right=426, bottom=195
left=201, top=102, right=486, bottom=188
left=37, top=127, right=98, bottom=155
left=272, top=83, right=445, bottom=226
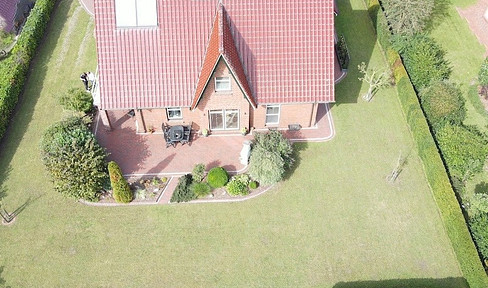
left=252, top=103, right=317, bottom=129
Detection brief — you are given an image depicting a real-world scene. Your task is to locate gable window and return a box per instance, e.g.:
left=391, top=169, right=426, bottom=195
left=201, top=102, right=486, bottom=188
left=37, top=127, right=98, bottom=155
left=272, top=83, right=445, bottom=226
left=166, top=107, right=182, bottom=120
left=265, top=105, right=280, bottom=125
left=215, top=76, right=231, bottom=92
left=209, top=109, right=239, bottom=130
left=115, top=0, right=158, bottom=28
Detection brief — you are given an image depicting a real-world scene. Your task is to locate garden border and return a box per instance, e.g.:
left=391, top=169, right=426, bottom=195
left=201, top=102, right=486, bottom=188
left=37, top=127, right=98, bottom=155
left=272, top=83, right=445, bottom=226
left=364, top=0, right=488, bottom=287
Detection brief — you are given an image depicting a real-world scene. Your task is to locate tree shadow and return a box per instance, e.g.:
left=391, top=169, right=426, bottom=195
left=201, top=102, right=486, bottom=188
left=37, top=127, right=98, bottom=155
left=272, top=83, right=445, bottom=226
left=426, top=0, right=451, bottom=33
left=282, top=142, right=309, bottom=181
left=0, top=266, right=9, bottom=288
left=333, top=277, right=468, bottom=288
left=474, top=181, right=488, bottom=195
left=1, top=195, right=40, bottom=224
left=334, top=0, right=377, bottom=104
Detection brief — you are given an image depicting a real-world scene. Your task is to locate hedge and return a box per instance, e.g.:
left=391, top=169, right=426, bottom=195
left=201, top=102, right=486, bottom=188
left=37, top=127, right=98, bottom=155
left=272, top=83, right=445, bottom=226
left=364, top=0, right=488, bottom=286
left=0, top=0, right=56, bottom=140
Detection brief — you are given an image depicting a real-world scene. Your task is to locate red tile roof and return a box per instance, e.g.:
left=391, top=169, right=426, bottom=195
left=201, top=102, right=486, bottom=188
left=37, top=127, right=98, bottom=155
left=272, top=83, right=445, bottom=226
left=191, top=4, right=256, bottom=110
left=95, top=0, right=335, bottom=110
left=0, top=0, right=19, bottom=33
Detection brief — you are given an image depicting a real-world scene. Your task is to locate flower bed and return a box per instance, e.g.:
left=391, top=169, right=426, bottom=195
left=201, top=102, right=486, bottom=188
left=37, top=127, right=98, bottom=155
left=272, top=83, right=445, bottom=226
left=99, top=176, right=168, bottom=203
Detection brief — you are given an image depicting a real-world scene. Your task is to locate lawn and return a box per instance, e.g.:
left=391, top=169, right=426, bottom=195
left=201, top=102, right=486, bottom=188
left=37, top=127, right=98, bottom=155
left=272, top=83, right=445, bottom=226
left=429, top=1, right=488, bottom=201
left=0, top=0, right=466, bottom=287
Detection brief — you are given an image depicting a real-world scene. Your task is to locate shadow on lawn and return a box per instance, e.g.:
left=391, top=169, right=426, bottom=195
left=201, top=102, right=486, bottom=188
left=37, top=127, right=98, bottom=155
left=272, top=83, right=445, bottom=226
left=283, top=142, right=309, bottom=181
left=333, top=277, right=468, bottom=288
left=0, top=266, right=10, bottom=288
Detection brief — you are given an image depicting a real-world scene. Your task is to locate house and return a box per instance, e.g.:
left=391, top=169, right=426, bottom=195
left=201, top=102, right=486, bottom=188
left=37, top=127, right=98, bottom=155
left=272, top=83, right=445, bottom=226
left=94, top=0, right=342, bottom=134
left=0, top=0, right=33, bottom=34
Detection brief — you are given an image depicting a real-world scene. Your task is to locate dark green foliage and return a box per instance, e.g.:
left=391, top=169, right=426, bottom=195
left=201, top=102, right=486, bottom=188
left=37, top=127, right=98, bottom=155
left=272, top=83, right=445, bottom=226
left=207, top=167, right=228, bottom=188
left=435, top=125, right=488, bottom=179
left=108, top=161, right=132, bottom=203
left=397, top=34, right=451, bottom=90
left=40, top=116, right=108, bottom=201
left=469, top=213, right=488, bottom=262
left=190, top=182, right=211, bottom=198
left=419, top=81, right=466, bottom=128
left=226, top=174, right=250, bottom=196
left=479, top=57, right=488, bottom=86
left=170, top=174, right=195, bottom=203
left=382, top=0, right=434, bottom=36
left=249, top=181, right=258, bottom=190
left=0, top=0, right=56, bottom=141
left=59, top=88, right=93, bottom=113
left=192, top=163, right=206, bottom=183
left=248, top=131, right=294, bottom=185
left=336, top=35, right=350, bottom=70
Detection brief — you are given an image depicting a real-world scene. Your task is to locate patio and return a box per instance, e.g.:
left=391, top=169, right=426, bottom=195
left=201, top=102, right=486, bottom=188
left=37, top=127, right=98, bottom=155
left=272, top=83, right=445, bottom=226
left=94, top=103, right=334, bottom=177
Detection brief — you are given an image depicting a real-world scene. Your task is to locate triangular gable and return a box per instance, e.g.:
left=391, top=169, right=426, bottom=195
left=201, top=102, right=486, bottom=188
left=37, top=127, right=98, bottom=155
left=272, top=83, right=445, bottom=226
left=191, top=4, right=256, bottom=110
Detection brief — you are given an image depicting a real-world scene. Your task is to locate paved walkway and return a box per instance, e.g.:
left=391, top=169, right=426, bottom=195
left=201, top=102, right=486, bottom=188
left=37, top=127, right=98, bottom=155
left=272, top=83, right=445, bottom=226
left=78, top=0, right=94, bottom=16
left=457, top=0, right=488, bottom=56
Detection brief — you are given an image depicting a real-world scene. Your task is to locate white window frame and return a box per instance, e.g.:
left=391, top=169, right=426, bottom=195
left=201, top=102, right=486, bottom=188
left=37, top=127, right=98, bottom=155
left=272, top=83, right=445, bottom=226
left=265, top=105, right=280, bottom=125
left=215, top=76, right=231, bottom=92
left=166, top=107, right=182, bottom=120
left=115, top=0, right=158, bottom=28
left=209, top=109, right=239, bottom=130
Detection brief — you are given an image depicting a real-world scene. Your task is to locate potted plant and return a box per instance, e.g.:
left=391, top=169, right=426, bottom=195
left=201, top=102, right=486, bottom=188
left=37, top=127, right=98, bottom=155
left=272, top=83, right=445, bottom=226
left=202, top=128, right=209, bottom=137
left=240, top=126, right=248, bottom=136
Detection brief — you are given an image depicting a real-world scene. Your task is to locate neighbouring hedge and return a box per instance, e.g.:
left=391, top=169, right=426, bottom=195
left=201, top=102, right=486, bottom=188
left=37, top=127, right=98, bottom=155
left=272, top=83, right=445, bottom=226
left=0, top=0, right=56, bottom=140
left=365, top=0, right=488, bottom=286
left=108, top=161, right=133, bottom=204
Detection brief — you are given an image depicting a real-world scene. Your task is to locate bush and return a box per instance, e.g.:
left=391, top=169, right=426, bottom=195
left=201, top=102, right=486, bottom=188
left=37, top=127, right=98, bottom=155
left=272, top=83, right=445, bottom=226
left=468, top=193, right=488, bottom=217
left=336, top=35, right=350, bottom=70
left=435, top=124, right=488, bottom=179
left=190, top=182, right=211, bottom=198
left=59, top=88, right=93, bottom=113
left=253, top=130, right=294, bottom=169
left=170, top=174, right=195, bottom=203
left=419, top=81, right=466, bottom=128
left=479, top=57, right=488, bottom=86
left=398, top=34, right=451, bottom=90
left=40, top=116, right=108, bottom=201
left=108, top=161, right=132, bottom=203
left=192, top=163, right=206, bottom=183
left=469, top=213, right=488, bottom=262
left=249, top=180, right=258, bottom=190
left=226, top=177, right=249, bottom=196
left=207, top=167, right=228, bottom=188
left=0, top=0, right=56, bottom=141
left=382, top=0, right=434, bottom=36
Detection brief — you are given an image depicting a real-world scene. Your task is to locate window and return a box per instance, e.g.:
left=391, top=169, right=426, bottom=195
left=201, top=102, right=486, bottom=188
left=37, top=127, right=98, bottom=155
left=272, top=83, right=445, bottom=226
left=115, top=0, right=158, bottom=28
left=215, top=76, right=231, bottom=91
left=166, top=107, right=182, bottom=120
left=265, top=105, right=280, bottom=125
left=209, top=109, right=239, bottom=130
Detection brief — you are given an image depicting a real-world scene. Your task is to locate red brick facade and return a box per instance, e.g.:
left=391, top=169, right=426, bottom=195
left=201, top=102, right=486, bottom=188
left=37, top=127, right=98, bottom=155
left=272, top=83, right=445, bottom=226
left=125, top=59, right=320, bottom=134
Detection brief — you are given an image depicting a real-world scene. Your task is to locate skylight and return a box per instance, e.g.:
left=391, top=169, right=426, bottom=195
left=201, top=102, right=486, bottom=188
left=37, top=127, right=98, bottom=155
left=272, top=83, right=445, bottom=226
left=115, top=0, right=158, bottom=28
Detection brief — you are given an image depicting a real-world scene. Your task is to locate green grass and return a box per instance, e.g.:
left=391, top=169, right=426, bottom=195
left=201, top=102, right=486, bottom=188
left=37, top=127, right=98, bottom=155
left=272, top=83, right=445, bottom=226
left=0, top=0, right=466, bottom=287
left=430, top=1, right=488, bottom=202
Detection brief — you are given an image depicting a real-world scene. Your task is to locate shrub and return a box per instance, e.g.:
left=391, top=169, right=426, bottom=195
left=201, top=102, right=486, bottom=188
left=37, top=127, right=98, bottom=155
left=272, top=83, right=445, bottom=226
left=190, top=182, right=211, bottom=198
left=435, top=124, right=488, bottom=179
left=336, top=35, right=350, bottom=70
left=248, top=146, right=285, bottom=186
left=192, top=163, right=206, bottom=183
left=108, top=161, right=132, bottom=203
left=398, top=34, right=451, bottom=90
left=40, top=116, right=108, bottom=201
left=253, top=130, right=294, bottom=169
left=59, top=88, right=93, bottom=113
left=226, top=174, right=250, bottom=196
left=207, top=167, right=228, bottom=188
left=170, top=174, right=195, bottom=203
left=0, top=0, right=56, bottom=141
left=249, top=181, right=258, bottom=189
left=419, top=81, right=466, bottom=128
left=479, top=57, right=488, bottom=86
left=468, top=193, right=488, bottom=217
left=469, top=213, right=488, bottom=262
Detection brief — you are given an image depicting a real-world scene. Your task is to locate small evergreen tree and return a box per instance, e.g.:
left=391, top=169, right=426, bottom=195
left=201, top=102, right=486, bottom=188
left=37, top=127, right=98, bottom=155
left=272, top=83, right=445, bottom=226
left=170, top=174, right=195, bottom=203
left=192, top=163, right=206, bottom=183
left=108, top=161, right=133, bottom=203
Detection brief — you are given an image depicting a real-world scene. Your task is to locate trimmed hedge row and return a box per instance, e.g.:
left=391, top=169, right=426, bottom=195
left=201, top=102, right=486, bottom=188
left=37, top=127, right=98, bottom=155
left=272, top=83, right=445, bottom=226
left=365, top=0, right=488, bottom=286
left=0, top=0, right=56, bottom=139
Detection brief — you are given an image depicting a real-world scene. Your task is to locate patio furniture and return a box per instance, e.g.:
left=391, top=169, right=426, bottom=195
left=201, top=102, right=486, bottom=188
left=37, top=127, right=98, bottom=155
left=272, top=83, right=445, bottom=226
left=162, top=122, right=193, bottom=147
left=180, top=122, right=192, bottom=145
left=162, top=123, right=175, bottom=148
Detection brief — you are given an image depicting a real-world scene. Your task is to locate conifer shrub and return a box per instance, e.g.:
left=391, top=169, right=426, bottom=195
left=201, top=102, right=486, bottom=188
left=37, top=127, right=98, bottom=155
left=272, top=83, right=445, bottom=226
left=108, top=161, right=132, bottom=203
left=170, top=174, right=195, bottom=203
left=192, top=163, right=206, bottom=183
left=207, top=167, right=228, bottom=188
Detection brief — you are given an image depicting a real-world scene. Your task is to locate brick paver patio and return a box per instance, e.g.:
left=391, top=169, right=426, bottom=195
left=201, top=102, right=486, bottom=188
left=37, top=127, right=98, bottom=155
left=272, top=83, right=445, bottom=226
left=94, top=104, right=334, bottom=177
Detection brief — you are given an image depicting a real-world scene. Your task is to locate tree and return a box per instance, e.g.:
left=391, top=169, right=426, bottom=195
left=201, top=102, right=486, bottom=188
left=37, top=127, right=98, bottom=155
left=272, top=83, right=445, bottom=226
left=357, top=62, right=391, bottom=102
left=419, top=81, right=466, bottom=129
left=108, top=161, right=133, bottom=203
left=397, top=35, right=451, bottom=90
left=40, top=116, right=108, bottom=201
left=382, top=0, right=435, bottom=36
left=59, top=88, right=93, bottom=113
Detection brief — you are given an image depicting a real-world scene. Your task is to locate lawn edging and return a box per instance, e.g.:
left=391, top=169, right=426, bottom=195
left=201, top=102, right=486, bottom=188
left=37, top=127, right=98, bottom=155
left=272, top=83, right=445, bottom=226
left=364, top=0, right=488, bottom=286
left=0, top=0, right=56, bottom=140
